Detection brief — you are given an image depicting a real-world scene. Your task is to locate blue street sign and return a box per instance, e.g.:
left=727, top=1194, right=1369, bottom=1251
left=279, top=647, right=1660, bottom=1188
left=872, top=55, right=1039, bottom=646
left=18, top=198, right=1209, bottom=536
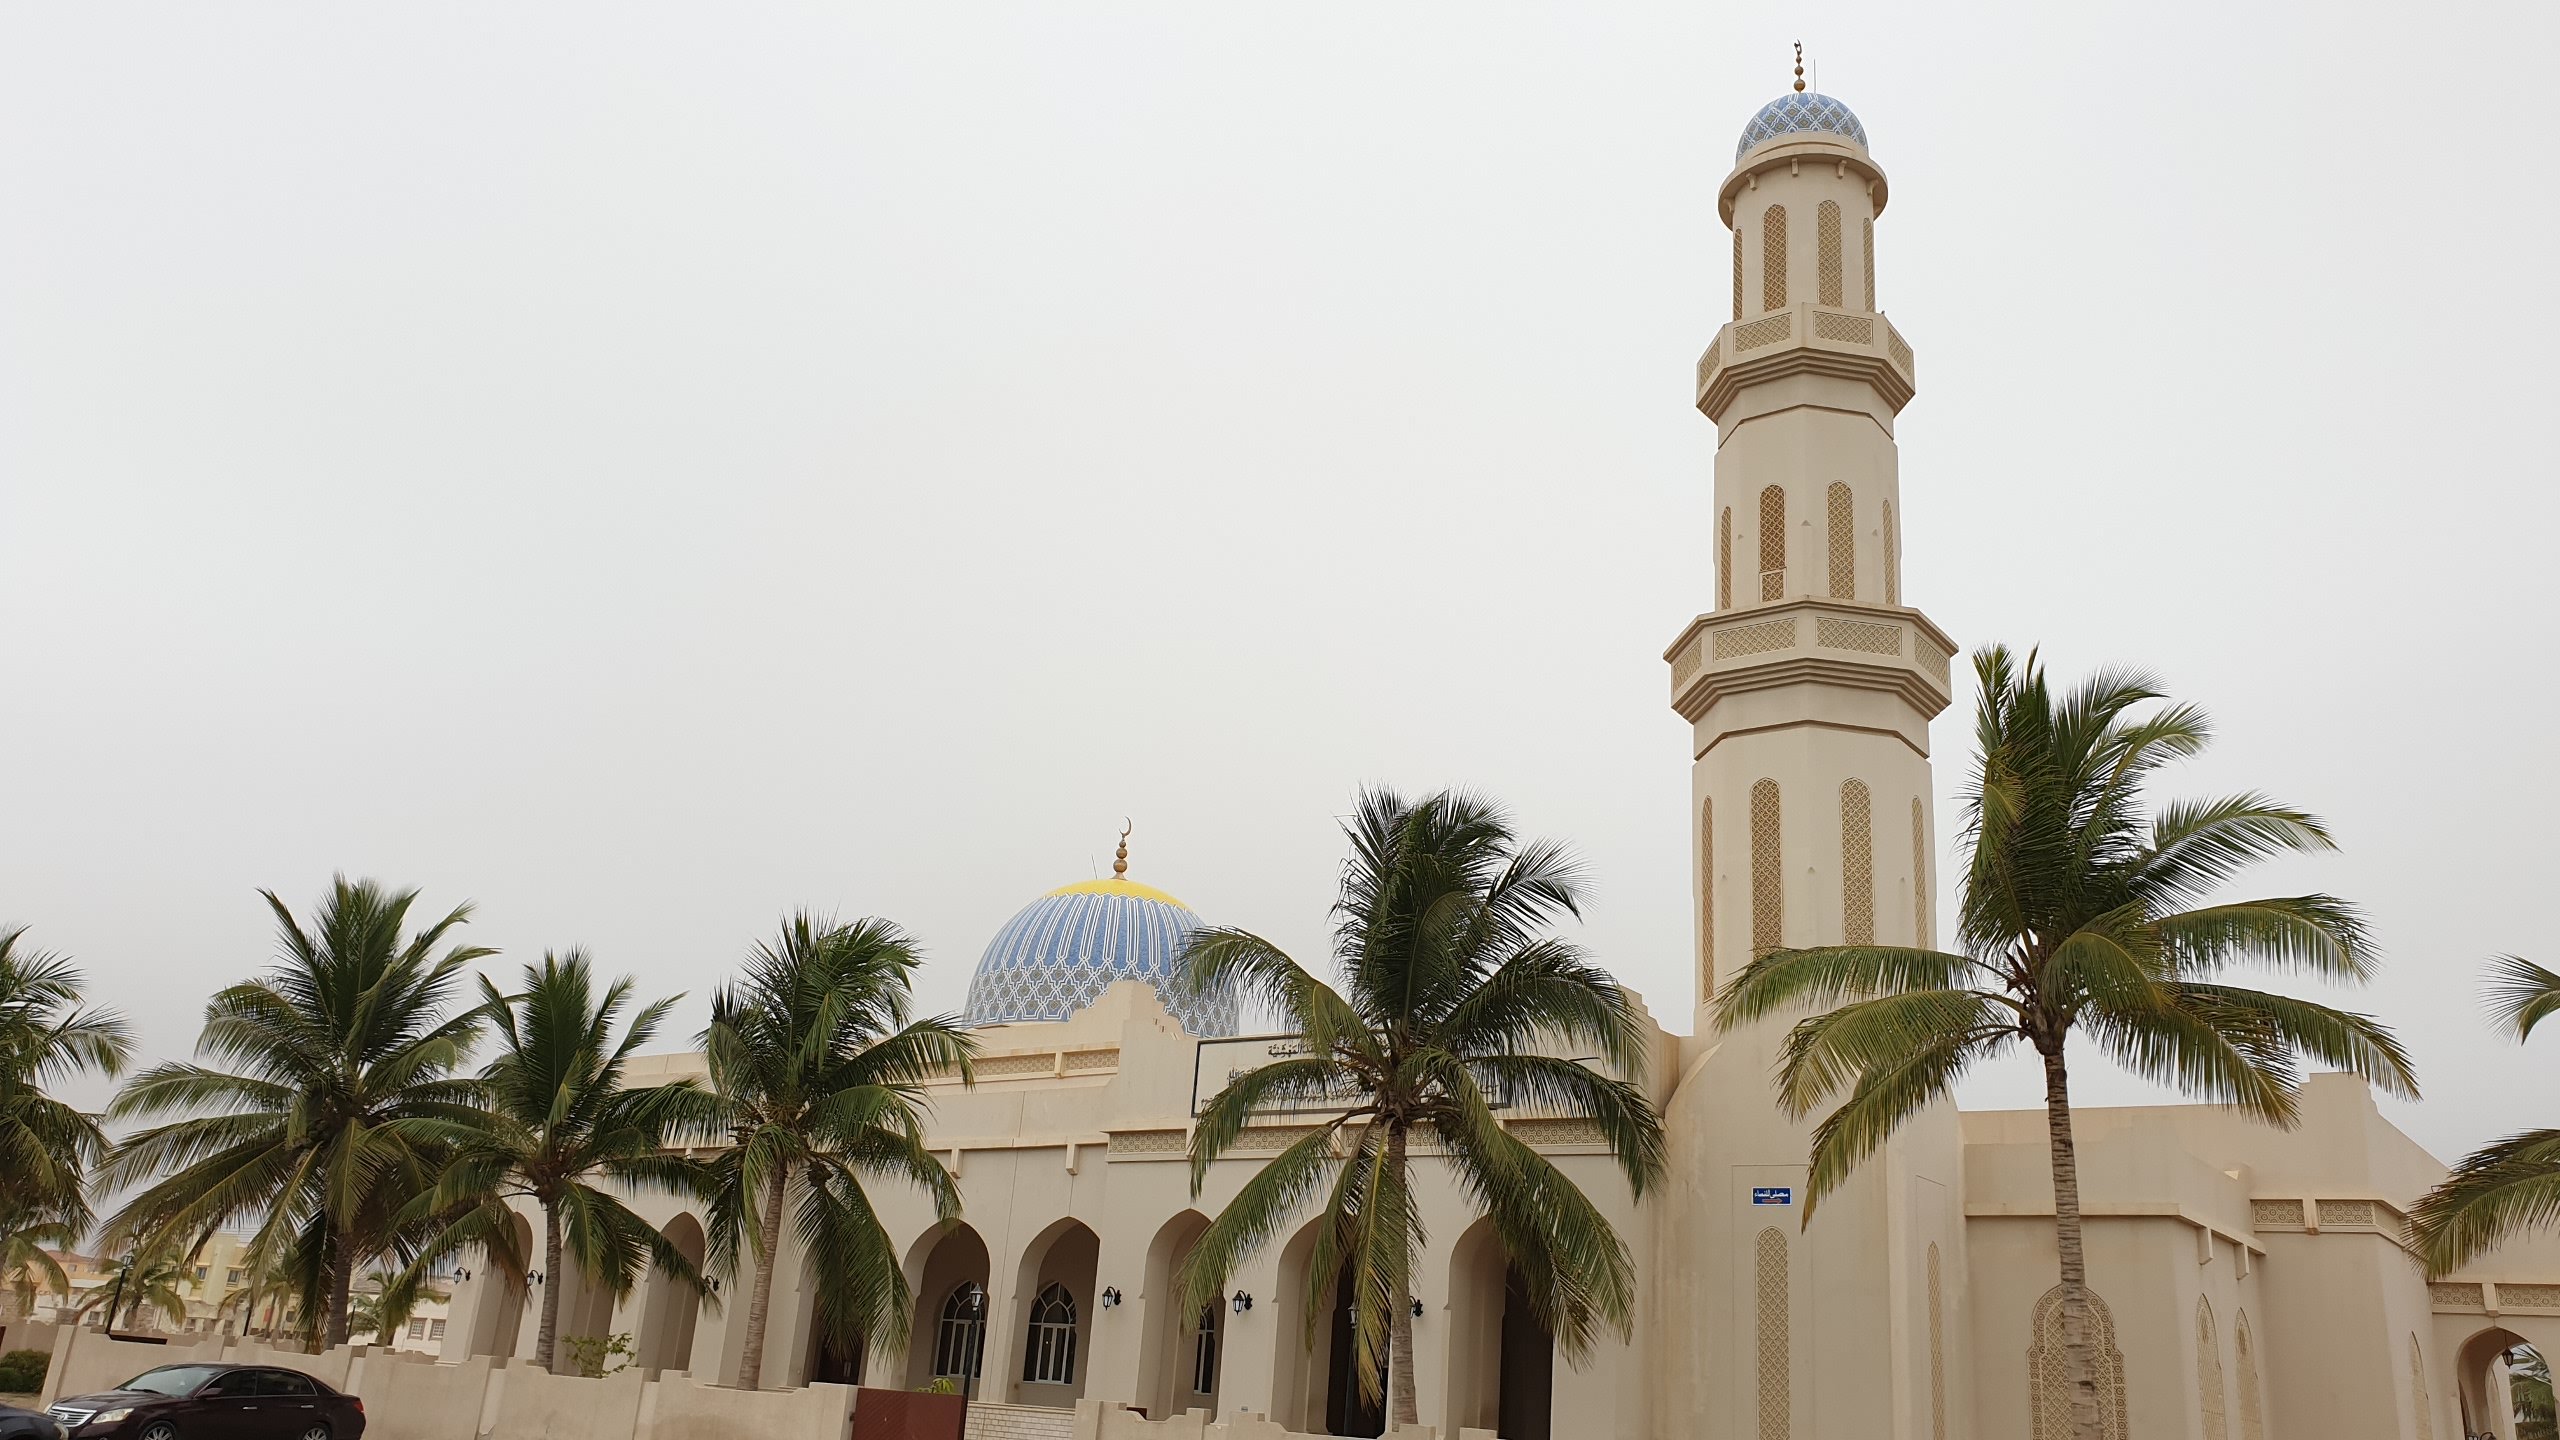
left=1751, top=1187, right=1794, bottom=1206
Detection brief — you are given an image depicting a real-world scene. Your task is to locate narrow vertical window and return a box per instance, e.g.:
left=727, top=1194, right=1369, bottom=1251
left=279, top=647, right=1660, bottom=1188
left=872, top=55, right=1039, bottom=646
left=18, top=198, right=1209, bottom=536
left=1840, top=780, right=1873, bottom=944
left=1927, top=1245, right=1947, bottom=1440
left=1862, top=217, right=1876, bottom=310
left=2234, top=1313, right=2264, bottom=1440
left=1190, top=1304, right=1220, bottom=1395
left=2411, top=1336, right=2433, bottom=1440
left=1758, top=485, right=1787, bottom=601
left=1756, top=1228, right=1790, bottom=1440
left=1022, top=1283, right=1078, bottom=1385
left=1760, top=204, right=1788, bottom=311
left=1718, top=507, right=1735, bottom=609
left=1699, top=798, right=1716, bottom=995
left=1826, top=482, right=1855, bottom=599
left=1732, top=226, right=1744, bottom=322
left=1911, top=798, right=1929, bottom=945
left=1751, top=779, right=1783, bottom=957
left=1883, top=500, right=1900, bottom=605
left=2197, top=1299, right=2228, bottom=1440
left=1817, top=201, right=1842, bottom=306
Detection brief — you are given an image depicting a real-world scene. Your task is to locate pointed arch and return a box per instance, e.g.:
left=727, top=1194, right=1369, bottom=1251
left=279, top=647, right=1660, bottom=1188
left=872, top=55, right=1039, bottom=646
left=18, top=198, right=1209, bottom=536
left=1825, top=482, right=1855, bottom=599
left=1862, top=216, right=1876, bottom=310
left=2412, top=1334, right=2434, bottom=1440
left=1719, top=506, right=1735, bottom=610
left=1751, top=780, right=1784, bottom=958
left=1758, top=485, right=1787, bottom=601
left=2026, top=1284, right=2128, bottom=1440
left=1840, top=780, right=1873, bottom=945
left=2197, top=1297, right=2228, bottom=1440
left=1698, top=798, right=1716, bottom=995
left=1817, top=201, right=1843, bottom=306
left=1882, top=500, right=1900, bottom=605
left=1732, top=226, right=1744, bottom=322
left=1756, top=1228, right=1790, bottom=1440
left=2233, top=1310, right=2264, bottom=1440
left=1911, top=798, right=1930, bottom=946
left=1761, top=204, right=1788, bottom=311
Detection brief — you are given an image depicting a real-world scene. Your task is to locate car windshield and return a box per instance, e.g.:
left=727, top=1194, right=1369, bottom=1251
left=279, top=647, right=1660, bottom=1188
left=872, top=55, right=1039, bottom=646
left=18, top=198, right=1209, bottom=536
left=115, top=1365, right=225, bottom=1397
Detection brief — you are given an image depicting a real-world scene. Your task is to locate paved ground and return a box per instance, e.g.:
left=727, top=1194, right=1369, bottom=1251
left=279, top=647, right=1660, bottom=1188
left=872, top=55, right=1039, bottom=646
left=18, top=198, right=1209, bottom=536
left=0, top=1394, right=37, bottom=1408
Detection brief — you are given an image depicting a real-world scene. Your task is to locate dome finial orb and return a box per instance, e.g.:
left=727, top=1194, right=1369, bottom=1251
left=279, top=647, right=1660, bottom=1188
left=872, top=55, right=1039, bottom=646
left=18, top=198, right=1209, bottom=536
left=1113, top=819, right=1131, bottom=879
left=1793, top=41, right=1806, bottom=94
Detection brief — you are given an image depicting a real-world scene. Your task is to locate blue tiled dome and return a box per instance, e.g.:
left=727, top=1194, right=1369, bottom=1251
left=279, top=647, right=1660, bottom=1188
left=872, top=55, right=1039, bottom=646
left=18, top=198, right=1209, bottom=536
left=1734, top=91, right=1869, bottom=162
left=962, top=879, right=1239, bottom=1036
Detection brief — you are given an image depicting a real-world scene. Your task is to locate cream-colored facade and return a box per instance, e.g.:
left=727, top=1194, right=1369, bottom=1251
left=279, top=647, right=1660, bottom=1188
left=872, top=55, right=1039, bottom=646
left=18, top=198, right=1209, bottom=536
left=431, top=83, right=2560, bottom=1440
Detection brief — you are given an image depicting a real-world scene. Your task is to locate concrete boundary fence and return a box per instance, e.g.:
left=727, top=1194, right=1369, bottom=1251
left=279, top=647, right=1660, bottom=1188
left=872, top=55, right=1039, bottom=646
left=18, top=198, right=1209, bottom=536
left=1072, top=1400, right=1495, bottom=1440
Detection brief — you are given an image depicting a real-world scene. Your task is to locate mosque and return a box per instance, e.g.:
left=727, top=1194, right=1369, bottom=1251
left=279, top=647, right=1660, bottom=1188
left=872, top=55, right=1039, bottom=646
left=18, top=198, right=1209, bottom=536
left=437, top=72, right=2560, bottom=1440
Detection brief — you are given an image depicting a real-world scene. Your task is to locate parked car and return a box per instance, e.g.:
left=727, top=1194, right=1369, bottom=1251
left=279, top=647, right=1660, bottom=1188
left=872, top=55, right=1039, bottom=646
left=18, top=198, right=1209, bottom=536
left=45, top=1364, right=364, bottom=1440
left=0, top=1399, right=60, bottom=1440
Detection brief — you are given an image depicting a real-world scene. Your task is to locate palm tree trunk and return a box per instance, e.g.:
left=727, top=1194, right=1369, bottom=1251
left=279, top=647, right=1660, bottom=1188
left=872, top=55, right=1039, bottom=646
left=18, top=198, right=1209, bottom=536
left=736, top=1168, right=788, bottom=1391
left=321, top=1228, right=355, bottom=1350
left=2041, top=1046, right=2103, bottom=1440
left=1387, top=1124, right=1419, bottom=1431
left=536, top=1202, right=566, bottom=1372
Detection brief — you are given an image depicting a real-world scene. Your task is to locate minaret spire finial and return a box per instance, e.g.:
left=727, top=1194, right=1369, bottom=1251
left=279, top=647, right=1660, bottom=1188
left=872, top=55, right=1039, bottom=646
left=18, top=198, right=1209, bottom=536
left=1792, top=41, right=1806, bottom=93
left=1112, top=819, right=1131, bottom=879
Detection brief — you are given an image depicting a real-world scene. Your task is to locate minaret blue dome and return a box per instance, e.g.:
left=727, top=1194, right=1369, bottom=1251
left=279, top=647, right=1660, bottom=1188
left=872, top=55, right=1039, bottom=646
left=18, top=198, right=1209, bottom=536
left=1735, top=91, right=1869, bottom=162
left=962, top=878, right=1239, bottom=1036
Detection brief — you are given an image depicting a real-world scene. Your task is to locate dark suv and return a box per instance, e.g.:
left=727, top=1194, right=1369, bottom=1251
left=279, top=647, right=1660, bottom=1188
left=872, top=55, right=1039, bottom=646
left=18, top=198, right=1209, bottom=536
left=45, top=1363, right=365, bottom=1440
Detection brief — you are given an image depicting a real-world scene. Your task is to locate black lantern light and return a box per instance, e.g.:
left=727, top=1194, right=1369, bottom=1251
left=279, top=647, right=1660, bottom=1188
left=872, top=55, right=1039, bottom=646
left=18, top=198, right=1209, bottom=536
left=1231, top=1290, right=1254, bottom=1314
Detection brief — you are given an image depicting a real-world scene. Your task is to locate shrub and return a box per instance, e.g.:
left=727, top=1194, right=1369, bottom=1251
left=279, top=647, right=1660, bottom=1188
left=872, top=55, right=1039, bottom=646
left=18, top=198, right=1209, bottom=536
left=560, top=1332, right=635, bottom=1379
left=0, top=1349, right=48, bottom=1393
left=917, top=1376, right=958, bottom=1395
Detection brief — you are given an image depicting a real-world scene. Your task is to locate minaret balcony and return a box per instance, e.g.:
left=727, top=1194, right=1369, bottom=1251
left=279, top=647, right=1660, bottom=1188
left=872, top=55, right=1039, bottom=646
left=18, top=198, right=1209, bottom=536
left=1697, top=302, right=1916, bottom=421
left=1664, top=597, right=1957, bottom=725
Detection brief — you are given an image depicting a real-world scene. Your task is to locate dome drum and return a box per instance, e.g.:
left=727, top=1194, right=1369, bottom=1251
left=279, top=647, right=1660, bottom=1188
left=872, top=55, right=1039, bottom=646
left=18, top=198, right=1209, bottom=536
left=962, top=878, right=1240, bottom=1037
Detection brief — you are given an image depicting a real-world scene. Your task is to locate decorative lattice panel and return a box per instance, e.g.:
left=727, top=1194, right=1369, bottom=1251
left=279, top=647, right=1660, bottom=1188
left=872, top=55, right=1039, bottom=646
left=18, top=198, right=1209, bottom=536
left=1826, top=482, right=1856, bottom=599
left=1752, top=780, right=1784, bottom=957
left=978, top=1053, right=1056, bottom=1077
left=1733, top=226, right=1744, bottom=321
left=1840, top=780, right=1874, bottom=945
left=1862, top=217, right=1876, bottom=310
left=1813, top=310, right=1873, bottom=344
left=1671, top=638, right=1702, bottom=688
left=2027, top=1285, right=2130, bottom=1440
left=2197, top=1299, right=2228, bottom=1440
left=1888, top=325, right=1915, bottom=378
left=2427, top=1283, right=2483, bottom=1308
left=2234, top=1311, right=2264, bottom=1440
left=1911, top=799, right=1930, bottom=946
left=1817, top=201, right=1843, bottom=307
left=1718, top=507, right=1734, bottom=609
left=1883, top=501, right=1900, bottom=605
left=1699, top=798, right=1716, bottom=993
left=1757, top=1227, right=1790, bottom=1440
left=1509, top=1117, right=1607, bottom=1148
left=1761, top=204, right=1788, bottom=311
left=1700, top=338, right=1722, bottom=390
left=2499, top=1283, right=2560, bottom=1308
left=1920, top=643, right=1952, bottom=687
left=2250, top=1199, right=2305, bottom=1227
left=1816, top=616, right=1901, bottom=655
left=1714, top=617, right=1797, bottom=660
left=1736, top=313, right=1793, bottom=351
left=1107, top=1129, right=1187, bottom=1155
left=2411, top=1336, right=2433, bottom=1440
left=2318, top=1200, right=2377, bottom=1228
left=1234, top=1124, right=1323, bottom=1151
left=1062, top=1048, right=1120, bottom=1072
left=1928, top=1244, right=1947, bottom=1440
left=1759, top=485, right=1787, bottom=601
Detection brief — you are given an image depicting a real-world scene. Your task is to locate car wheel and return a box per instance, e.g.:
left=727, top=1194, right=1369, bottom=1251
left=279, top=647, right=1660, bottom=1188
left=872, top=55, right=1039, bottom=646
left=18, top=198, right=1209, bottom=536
left=137, top=1424, right=179, bottom=1440
left=297, top=1426, right=331, bottom=1440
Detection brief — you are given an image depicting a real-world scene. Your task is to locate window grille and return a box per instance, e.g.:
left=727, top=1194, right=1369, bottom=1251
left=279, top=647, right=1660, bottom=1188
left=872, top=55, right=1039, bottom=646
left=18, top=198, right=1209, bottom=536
left=1022, top=1283, right=1078, bottom=1385
left=1191, top=1304, right=1221, bottom=1394
left=935, top=1282, right=987, bottom=1379
left=1758, top=486, right=1787, bottom=600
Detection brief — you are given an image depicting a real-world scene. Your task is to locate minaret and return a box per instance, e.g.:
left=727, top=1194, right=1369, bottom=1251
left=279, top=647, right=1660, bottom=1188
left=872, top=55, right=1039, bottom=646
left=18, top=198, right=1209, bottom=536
left=1654, top=61, right=1969, bottom=1440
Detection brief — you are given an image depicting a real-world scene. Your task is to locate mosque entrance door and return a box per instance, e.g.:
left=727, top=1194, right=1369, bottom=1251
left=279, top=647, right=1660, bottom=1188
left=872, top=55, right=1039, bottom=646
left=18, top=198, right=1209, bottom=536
left=1323, top=1269, right=1386, bottom=1438
left=1496, top=1266, right=1554, bottom=1440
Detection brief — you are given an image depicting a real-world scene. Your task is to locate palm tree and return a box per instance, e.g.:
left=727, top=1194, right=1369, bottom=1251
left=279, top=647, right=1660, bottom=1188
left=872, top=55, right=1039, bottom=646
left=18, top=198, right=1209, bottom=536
left=1714, top=647, right=2415, bottom=1440
left=78, top=1246, right=190, bottom=1334
left=2411, top=956, right=2560, bottom=1274
left=401, top=950, right=712, bottom=1370
left=0, top=925, right=133, bottom=1311
left=101, top=877, right=494, bottom=1347
left=694, top=913, right=975, bottom=1391
left=2512, top=1344, right=2558, bottom=1440
left=1174, top=787, right=1666, bottom=1431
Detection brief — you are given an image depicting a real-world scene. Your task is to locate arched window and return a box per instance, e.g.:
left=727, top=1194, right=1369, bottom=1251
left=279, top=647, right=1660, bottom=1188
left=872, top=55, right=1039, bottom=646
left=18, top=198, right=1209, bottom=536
left=2027, top=1284, right=2129, bottom=1440
left=2411, top=1334, right=2434, bottom=1440
left=934, top=1282, right=986, bottom=1380
left=1826, top=482, right=1855, bottom=599
left=1817, top=201, right=1843, bottom=307
left=2233, top=1312, right=2264, bottom=1440
left=1699, top=798, right=1716, bottom=992
left=1840, top=780, right=1873, bottom=945
left=1862, top=217, right=1876, bottom=310
left=1718, top=507, right=1735, bottom=610
left=1761, top=205, right=1788, bottom=311
left=2197, top=1298, right=2228, bottom=1440
left=1751, top=780, right=1783, bottom=958
left=1883, top=500, right=1900, bottom=605
left=1911, top=798, right=1929, bottom=945
left=1732, top=226, right=1744, bottom=322
left=1756, top=1228, right=1790, bottom=1440
left=1758, top=485, right=1787, bottom=601
left=1023, top=1283, right=1078, bottom=1385
left=1190, top=1303, right=1220, bottom=1395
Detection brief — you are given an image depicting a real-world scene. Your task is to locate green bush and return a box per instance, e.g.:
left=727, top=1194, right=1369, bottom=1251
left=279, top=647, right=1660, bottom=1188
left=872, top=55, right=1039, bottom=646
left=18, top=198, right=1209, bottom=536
left=0, top=1349, right=48, bottom=1393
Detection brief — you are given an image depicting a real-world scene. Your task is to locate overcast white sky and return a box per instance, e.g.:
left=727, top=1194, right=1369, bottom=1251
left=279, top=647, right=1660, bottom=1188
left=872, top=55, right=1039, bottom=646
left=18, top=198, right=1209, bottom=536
left=3, top=2, right=2552, bottom=1163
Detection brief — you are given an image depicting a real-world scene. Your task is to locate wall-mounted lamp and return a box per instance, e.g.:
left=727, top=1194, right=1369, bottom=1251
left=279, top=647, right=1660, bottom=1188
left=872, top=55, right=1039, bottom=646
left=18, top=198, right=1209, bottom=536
left=1100, top=1287, right=1123, bottom=1309
left=455, top=1268, right=473, bottom=1284
left=706, top=1278, right=721, bottom=1296
left=1411, top=1299, right=1424, bottom=1318
left=528, top=1271, right=546, bottom=1287
left=1231, top=1290, right=1254, bottom=1315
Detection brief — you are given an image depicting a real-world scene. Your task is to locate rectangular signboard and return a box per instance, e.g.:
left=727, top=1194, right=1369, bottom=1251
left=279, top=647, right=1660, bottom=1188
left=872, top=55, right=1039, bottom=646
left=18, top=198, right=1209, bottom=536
left=1751, top=1187, right=1794, bottom=1206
